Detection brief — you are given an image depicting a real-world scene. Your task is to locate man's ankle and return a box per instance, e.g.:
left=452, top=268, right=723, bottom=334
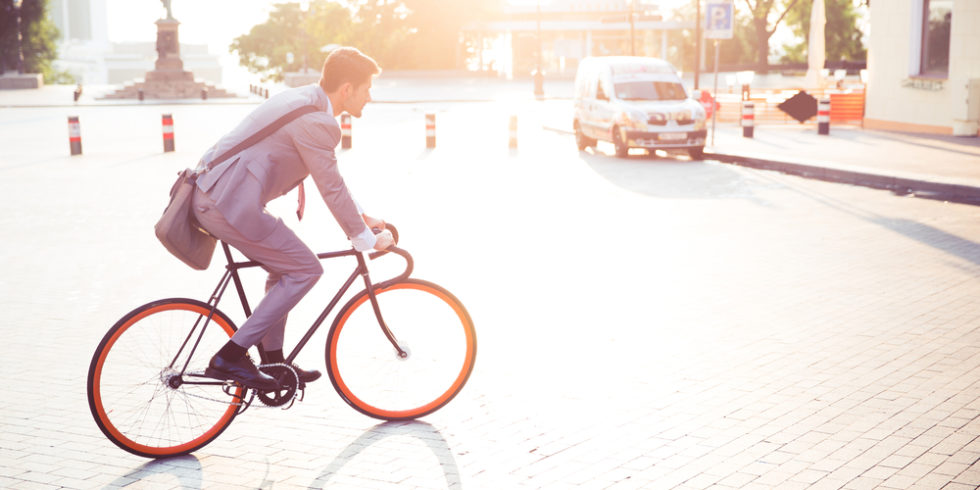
left=216, top=341, right=247, bottom=361
left=264, top=349, right=285, bottom=364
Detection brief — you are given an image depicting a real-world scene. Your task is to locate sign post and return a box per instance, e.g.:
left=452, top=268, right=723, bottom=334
left=704, top=0, right=733, bottom=147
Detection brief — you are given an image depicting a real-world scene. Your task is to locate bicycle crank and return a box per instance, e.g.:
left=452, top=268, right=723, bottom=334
left=255, top=363, right=303, bottom=409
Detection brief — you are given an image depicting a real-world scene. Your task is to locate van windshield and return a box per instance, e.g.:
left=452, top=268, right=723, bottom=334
left=615, top=81, right=687, bottom=101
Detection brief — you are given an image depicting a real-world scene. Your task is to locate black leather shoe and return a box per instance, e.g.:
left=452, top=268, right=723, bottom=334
left=205, top=355, right=280, bottom=391
left=262, top=363, right=321, bottom=384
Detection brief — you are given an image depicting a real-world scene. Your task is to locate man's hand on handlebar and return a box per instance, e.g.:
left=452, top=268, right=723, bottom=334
left=362, top=214, right=385, bottom=232
left=373, top=229, right=394, bottom=251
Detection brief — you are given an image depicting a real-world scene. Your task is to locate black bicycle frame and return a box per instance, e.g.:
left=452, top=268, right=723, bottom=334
left=173, top=239, right=413, bottom=380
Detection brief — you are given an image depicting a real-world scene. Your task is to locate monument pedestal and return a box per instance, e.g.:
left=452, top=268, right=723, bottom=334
left=0, top=73, right=43, bottom=89
left=102, top=18, right=234, bottom=100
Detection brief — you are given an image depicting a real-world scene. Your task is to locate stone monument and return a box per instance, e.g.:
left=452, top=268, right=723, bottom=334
left=103, top=0, right=234, bottom=99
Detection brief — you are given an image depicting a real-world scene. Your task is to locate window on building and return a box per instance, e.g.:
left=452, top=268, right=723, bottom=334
left=920, top=0, right=952, bottom=77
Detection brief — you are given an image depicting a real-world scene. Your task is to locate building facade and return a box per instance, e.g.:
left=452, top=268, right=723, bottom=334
left=865, top=0, right=980, bottom=136
left=462, top=0, right=693, bottom=79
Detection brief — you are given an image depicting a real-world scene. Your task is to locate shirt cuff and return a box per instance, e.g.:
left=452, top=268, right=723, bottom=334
left=351, top=226, right=377, bottom=252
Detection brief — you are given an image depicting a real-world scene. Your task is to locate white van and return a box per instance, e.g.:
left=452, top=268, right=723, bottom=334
left=573, top=56, right=707, bottom=159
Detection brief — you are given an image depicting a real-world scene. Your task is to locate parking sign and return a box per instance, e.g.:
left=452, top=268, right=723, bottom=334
left=705, top=0, right=734, bottom=39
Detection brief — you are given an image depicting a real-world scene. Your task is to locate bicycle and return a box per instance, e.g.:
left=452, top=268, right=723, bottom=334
left=86, top=226, right=476, bottom=459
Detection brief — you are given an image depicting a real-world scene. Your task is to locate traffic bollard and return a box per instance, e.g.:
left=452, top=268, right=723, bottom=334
left=425, top=113, right=436, bottom=148
left=509, top=115, right=518, bottom=149
left=818, top=97, right=830, bottom=135
left=68, top=116, right=82, bottom=156
left=341, top=113, right=352, bottom=149
left=138, top=88, right=144, bottom=101
left=162, top=114, right=175, bottom=152
left=741, top=101, right=754, bottom=138
left=264, top=88, right=269, bottom=99
left=201, top=88, right=208, bottom=100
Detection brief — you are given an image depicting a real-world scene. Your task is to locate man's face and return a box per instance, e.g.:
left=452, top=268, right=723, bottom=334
left=345, top=79, right=373, bottom=118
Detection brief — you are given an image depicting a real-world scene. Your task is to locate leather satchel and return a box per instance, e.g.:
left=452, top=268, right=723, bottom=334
left=154, top=104, right=319, bottom=270
left=155, top=169, right=214, bottom=270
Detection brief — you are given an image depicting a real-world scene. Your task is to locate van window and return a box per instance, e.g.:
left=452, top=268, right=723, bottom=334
left=615, top=81, right=687, bottom=101
left=596, top=81, right=609, bottom=101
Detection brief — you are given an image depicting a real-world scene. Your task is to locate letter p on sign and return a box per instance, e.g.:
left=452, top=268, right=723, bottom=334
left=705, top=0, right=734, bottom=40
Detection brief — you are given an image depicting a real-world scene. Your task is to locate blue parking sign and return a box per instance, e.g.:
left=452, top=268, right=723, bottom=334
left=705, top=0, right=734, bottom=39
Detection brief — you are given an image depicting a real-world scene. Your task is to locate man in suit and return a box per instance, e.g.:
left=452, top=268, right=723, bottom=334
left=194, top=47, right=393, bottom=390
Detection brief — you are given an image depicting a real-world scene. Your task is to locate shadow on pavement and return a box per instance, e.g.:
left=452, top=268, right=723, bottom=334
left=871, top=216, right=980, bottom=267
left=106, top=454, right=203, bottom=489
left=579, top=148, right=780, bottom=203
left=308, top=420, right=461, bottom=489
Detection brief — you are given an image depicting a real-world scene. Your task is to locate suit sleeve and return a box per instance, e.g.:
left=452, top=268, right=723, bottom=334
left=290, top=115, right=371, bottom=241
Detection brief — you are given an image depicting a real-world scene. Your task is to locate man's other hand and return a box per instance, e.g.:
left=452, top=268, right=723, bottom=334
left=374, top=229, right=394, bottom=250
left=363, top=214, right=385, bottom=231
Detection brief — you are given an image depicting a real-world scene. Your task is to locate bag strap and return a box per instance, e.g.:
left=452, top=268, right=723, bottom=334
left=204, top=104, right=319, bottom=172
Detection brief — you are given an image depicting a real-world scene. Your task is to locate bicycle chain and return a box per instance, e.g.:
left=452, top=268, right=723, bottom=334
left=167, top=363, right=301, bottom=410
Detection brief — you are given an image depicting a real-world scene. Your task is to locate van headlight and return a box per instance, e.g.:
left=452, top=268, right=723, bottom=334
left=693, top=106, right=707, bottom=130
left=617, top=109, right=648, bottom=130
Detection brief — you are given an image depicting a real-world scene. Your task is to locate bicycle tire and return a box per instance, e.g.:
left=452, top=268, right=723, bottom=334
left=87, top=298, right=243, bottom=458
left=326, top=279, right=476, bottom=420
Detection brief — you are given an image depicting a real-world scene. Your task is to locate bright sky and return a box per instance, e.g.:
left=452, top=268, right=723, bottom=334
left=105, top=0, right=278, bottom=52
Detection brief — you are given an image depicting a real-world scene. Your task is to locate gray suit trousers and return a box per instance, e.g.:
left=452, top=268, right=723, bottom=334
left=193, top=182, right=323, bottom=350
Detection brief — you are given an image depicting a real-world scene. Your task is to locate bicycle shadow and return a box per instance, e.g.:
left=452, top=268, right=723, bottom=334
left=104, top=454, right=204, bottom=489
left=308, top=420, right=461, bottom=489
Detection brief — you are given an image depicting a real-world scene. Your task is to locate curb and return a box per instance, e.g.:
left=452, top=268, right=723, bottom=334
left=707, top=150, right=980, bottom=206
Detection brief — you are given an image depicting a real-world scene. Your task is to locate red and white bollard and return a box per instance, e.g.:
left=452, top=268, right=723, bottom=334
left=68, top=116, right=82, bottom=156
left=817, top=97, right=830, bottom=135
left=425, top=113, right=436, bottom=148
left=340, top=113, right=352, bottom=149
left=509, top=115, right=518, bottom=149
left=162, top=114, right=175, bottom=152
left=741, top=101, right=755, bottom=138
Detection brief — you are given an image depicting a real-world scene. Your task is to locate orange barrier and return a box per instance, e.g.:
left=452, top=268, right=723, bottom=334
left=711, top=88, right=865, bottom=126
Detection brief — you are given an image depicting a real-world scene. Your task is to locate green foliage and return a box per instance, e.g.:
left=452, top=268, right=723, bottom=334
left=231, top=1, right=356, bottom=82
left=231, top=0, right=503, bottom=77
left=665, top=3, right=757, bottom=72
left=0, top=0, right=61, bottom=80
left=780, top=0, right=866, bottom=63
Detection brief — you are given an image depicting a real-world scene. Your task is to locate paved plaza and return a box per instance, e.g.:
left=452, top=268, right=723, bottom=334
left=1, top=95, right=980, bottom=489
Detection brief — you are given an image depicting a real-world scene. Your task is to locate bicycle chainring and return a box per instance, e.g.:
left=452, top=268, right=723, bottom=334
left=255, top=363, right=301, bottom=408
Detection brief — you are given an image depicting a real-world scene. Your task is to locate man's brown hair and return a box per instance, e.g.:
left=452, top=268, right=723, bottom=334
left=319, top=47, right=381, bottom=92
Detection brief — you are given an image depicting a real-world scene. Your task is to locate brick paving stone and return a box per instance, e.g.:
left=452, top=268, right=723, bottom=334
left=4, top=102, right=980, bottom=489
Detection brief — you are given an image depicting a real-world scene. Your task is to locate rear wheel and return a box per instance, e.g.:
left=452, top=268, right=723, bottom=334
left=612, top=126, right=629, bottom=158
left=327, top=279, right=476, bottom=420
left=574, top=121, right=596, bottom=150
left=87, top=299, right=243, bottom=458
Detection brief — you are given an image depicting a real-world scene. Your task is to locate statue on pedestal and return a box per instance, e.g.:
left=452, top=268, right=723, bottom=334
left=161, top=0, right=174, bottom=20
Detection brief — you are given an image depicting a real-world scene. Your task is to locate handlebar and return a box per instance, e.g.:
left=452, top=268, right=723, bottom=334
left=366, top=224, right=413, bottom=285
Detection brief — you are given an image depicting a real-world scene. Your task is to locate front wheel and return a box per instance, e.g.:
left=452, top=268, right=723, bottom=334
left=612, top=126, right=629, bottom=158
left=326, top=279, right=476, bottom=420
left=687, top=146, right=705, bottom=160
left=87, top=299, right=243, bottom=458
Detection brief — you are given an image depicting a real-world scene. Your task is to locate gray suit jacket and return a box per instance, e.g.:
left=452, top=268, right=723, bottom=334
left=195, top=84, right=365, bottom=242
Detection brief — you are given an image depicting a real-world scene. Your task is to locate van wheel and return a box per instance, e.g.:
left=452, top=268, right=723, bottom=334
left=612, top=127, right=629, bottom=158
left=687, top=147, right=705, bottom=160
left=574, top=121, right=596, bottom=150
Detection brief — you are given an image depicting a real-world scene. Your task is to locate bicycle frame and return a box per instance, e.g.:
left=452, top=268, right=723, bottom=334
left=172, top=238, right=414, bottom=383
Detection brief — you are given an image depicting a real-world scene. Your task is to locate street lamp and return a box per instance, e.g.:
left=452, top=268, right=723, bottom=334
left=533, top=0, right=544, bottom=97
left=13, top=0, right=25, bottom=74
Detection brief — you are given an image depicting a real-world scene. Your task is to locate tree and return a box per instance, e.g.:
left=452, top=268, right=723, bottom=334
left=0, top=0, right=60, bottom=78
left=740, top=0, right=803, bottom=71
left=666, top=3, right=756, bottom=73
left=780, top=0, right=866, bottom=64
left=231, top=1, right=356, bottom=82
